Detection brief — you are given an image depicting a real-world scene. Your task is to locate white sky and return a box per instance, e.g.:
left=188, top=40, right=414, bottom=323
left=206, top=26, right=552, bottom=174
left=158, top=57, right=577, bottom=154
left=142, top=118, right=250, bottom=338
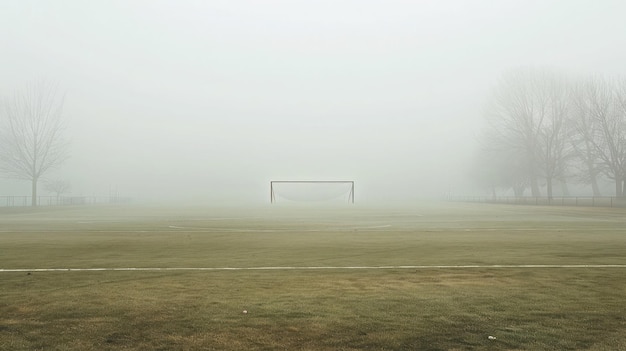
left=1, top=0, right=626, bottom=204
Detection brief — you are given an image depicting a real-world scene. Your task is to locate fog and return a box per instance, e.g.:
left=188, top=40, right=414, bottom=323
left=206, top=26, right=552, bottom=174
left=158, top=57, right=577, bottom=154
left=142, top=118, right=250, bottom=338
left=1, top=1, right=626, bottom=205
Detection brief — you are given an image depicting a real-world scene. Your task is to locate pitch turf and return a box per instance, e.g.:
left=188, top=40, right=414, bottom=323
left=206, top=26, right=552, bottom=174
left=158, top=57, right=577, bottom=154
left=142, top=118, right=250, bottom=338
left=1, top=202, right=625, bottom=350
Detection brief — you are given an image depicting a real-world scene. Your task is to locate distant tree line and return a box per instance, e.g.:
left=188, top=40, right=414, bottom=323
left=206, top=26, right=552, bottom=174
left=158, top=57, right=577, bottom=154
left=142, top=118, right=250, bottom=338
left=474, top=67, right=626, bottom=198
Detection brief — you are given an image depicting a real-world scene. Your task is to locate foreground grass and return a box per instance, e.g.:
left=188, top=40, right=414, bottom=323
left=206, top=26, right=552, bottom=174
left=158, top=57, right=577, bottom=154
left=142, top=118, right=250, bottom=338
left=2, top=269, right=625, bottom=350
left=1, top=203, right=626, bottom=350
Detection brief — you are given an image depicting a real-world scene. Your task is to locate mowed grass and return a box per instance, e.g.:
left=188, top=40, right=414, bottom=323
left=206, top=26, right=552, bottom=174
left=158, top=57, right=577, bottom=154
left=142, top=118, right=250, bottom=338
left=1, top=203, right=626, bottom=350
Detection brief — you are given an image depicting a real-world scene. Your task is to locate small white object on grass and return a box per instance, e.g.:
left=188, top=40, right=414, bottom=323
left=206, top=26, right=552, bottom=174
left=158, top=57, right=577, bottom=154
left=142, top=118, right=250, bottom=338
left=488, top=336, right=496, bottom=340
left=242, top=310, right=248, bottom=314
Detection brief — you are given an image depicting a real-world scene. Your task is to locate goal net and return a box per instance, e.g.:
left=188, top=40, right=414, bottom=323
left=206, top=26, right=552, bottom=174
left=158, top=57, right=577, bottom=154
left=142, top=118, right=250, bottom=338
left=270, top=181, right=354, bottom=204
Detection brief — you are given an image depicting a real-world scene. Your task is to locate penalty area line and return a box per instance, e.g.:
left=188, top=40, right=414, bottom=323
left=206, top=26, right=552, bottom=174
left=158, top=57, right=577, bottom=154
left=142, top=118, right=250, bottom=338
left=1, top=264, right=626, bottom=273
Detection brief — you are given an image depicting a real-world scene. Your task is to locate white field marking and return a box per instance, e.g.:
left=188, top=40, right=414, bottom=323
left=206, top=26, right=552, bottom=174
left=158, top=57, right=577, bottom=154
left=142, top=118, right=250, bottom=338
left=74, top=217, right=263, bottom=224
left=3, top=227, right=625, bottom=234
left=167, top=226, right=284, bottom=232
left=166, top=225, right=393, bottom=232
left=2, top=265, right=626, bottom=273
left=4, top=226, right=626, bottom=234
left=198, top=217, right=263, bottom=221
left=75, top=220, right=139, bottom=224
left=354, top=224, right=393, bottom=229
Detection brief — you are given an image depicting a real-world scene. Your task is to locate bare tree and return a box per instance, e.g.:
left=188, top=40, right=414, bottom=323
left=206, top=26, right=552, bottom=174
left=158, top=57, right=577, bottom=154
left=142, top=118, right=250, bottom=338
left=0, top=81, right=69, bottom=206
left=484, top=68, right=542, bottom=196
left=570, top=78, right=604, bottom=196
left=580, top=77, right=626, bottom=197
left=44, top=179, right=71, bottom=202
left=615, top=77, right=626, bottom=195
left=485, top=68, right=573, bottom=198
left=535, top=72, right=573, bottom=199
left=471, top=130, right=530, bottom=197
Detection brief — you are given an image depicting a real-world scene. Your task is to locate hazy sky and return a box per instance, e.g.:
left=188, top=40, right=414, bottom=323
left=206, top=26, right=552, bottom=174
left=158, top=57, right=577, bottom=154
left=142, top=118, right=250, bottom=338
left=2, top=0, right=626, bottom=204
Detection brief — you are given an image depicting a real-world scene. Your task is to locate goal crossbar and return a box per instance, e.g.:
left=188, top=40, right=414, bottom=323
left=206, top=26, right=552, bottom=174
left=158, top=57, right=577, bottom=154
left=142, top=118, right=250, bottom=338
left=270, top=181, right=354, bottom=204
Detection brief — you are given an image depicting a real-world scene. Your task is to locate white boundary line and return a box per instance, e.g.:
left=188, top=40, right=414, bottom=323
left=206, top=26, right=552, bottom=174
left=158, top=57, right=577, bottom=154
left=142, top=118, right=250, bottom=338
left=1, top=264, right=626, bottom=272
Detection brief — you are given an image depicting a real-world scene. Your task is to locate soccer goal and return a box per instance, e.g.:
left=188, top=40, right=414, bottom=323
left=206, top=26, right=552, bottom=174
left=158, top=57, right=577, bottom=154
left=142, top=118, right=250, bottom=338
left=270, top=181, right=355, bottom=204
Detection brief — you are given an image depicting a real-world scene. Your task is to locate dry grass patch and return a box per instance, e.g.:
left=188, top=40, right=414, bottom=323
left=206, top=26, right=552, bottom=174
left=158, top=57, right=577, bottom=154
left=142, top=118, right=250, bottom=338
left=2, top=269, right=626, bottom=350
left=1, top=203, right=626, bottom=350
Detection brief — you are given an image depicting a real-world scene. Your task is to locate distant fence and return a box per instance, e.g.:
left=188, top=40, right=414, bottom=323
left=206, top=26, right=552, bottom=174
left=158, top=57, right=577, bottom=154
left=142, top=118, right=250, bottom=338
left=0, top=196, right=132, bottom=207
left=451, top=196, right=626, bottom=208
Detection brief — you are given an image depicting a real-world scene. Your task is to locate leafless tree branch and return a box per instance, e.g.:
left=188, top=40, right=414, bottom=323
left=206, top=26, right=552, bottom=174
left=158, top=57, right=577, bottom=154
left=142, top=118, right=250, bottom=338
left=0, top=81, right=69, bottom=206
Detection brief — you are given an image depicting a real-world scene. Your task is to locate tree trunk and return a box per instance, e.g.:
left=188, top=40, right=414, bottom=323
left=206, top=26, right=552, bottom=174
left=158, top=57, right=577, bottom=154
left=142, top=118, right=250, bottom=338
left=616, top=176, right=623, bottom=198
left=31, top=177, right=38, bottom=207
left=590, top=174, right=601, bottom=196
left=584, top=140, right=601, bottom=196
left=587, top=160, right=601, bottom=196
left=530, top=176, right=541, bottom=197
left=546, top=177, right=553, bottom=200
left=560, top=180, right=570, bottom=197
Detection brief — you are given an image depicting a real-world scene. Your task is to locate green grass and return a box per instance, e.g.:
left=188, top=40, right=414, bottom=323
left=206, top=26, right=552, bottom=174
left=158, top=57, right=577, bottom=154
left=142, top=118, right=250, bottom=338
left=1, top=203, right=625, bottom=350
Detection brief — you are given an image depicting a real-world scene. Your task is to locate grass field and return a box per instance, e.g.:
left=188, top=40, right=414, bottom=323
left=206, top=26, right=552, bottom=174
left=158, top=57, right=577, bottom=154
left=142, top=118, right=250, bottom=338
left=1, top=202, right=625, bottom=350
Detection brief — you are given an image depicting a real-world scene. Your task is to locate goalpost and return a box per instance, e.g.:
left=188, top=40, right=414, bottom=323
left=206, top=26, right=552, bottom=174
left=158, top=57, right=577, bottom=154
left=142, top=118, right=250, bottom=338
left=270, top=181, right=355, bottom=204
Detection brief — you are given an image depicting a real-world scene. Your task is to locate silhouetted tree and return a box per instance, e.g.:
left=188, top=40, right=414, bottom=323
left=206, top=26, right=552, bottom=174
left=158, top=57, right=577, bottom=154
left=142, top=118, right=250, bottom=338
left=472, top=130, right=530, bottom=197
left=44, top=179, right=71, bottom=202
left=484, top=68, right=573, bottom=198
left=0, top=81, right=69, bottom=206
left=577, top=77, right=626, bottom=197
left=570, top=78, right=604, bottom=196
left=535, top=71, right=573, bottom=199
